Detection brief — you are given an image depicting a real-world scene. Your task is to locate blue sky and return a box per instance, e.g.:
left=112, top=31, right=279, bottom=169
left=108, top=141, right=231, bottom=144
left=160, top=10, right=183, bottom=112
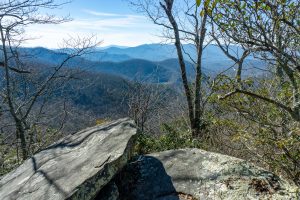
left=24, top=0, right=160, bottom=48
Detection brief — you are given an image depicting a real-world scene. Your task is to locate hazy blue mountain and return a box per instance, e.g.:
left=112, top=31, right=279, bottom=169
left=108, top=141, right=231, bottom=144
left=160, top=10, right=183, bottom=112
left=92, top=59, right=173, bottom=83
left=83, top=44, right=266, bottom=73
left=15, top=44, right=266, bottom=84
left=96, top=45, right=129, bottom=49
left=100, top=44, right=177, bottom=61
left=93, top=43, right=234, bottom=62
left=83, top=52, right=133, bottom=62
left=90, top=58, right=209, bottom=83
left=20, top=47, right=73, bottom=65
left=15, top=47, right=200, bottom=83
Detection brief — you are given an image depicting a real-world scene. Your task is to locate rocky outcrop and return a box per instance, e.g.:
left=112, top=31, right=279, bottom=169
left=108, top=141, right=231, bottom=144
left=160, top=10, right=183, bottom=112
left=0, top=118, right=137, bottom=200
left=116, top=148, right=299, bottom=200
left=1, top=119, right=298, bottom=200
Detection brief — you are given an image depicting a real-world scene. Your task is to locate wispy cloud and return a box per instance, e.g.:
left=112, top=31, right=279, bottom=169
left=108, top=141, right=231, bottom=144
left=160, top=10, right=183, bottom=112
left=23, top=9, right=160, bottom=48
left=82, top=9, right=123, bottom=17
left=82, top=9, right=145, bottom=19
left=59, top=17, right=141, bottom=30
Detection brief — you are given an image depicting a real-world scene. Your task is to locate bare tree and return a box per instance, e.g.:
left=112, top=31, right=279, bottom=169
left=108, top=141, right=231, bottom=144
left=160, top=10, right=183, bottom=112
left=131, top=0, right=214, bottom=137
left=0, top=0, right=100, bottom=160
left=124, top=77, right=171, bottom=134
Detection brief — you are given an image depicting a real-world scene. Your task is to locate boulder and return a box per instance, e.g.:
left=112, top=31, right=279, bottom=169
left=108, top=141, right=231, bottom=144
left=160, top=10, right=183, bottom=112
left=95, top=181, right=119, bottom=200
left=116, top=155, right=179, bottom=200
left=0, top=118, right=136, bottom=200
left=116, top=148, right=299, bottom=200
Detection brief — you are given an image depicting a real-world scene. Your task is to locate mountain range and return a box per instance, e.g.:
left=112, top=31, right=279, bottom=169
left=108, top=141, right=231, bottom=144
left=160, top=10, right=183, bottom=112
left=15, top=43, right=266, bottom=84
left=84, top=43, right=265, bottom=72
left=0, top=43, right=268, bottom=132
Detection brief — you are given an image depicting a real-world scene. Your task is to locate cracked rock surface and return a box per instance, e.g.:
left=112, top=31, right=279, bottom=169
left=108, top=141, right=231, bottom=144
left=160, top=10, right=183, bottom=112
left=0, top=118, right=136, bottom=200
left=116, top=148, right=298, bottom=200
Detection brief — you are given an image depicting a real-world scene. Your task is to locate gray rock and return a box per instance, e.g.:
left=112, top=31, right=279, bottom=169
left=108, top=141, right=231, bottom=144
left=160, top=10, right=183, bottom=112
left=117, top=148, right=299, bottom=200
left=95, top=181, right=119, bottom=200
left=0, top=118, right=136, bottom=200
left=116, top=156, right=179, bottom=200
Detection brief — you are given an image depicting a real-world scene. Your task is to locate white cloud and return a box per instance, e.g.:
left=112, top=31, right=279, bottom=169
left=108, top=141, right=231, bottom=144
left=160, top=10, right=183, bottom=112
left=23, top=10, right=160, bottom=48
left=82, top=9, right=124, bottom=17
left=82, top=9, right=145, bottom=19
left=59, top=16, right=149, bottom=30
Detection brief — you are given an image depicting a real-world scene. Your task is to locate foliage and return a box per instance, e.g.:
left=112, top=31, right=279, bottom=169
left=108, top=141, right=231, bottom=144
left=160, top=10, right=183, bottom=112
left=193, top=0, right=300, bottom=186
left=209, top=74, right=300, bottom=185
left=0, top=137, right=19, bottom=176
left=0, top=126, right=61, bottom=176
left=134, top=119, right=201, bottom=155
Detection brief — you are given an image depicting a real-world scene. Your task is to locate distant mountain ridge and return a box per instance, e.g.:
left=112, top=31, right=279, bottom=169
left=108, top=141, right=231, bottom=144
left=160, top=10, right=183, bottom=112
left=16, top=47, right=198, bottom=84
left=81, top=43, right=266, bottom=73
left=16, top=44, right=266, bottom=84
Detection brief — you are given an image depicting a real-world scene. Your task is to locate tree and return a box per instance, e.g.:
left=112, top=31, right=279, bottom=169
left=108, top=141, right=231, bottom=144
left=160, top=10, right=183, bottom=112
left=131, top=0, right=215, bottom=137
left=205, top=0, right=300, bottom=185
left=0, top=0, right=100, bottom=160
left=212, top=0, right=300, bottom=121
left=210, top=24, right=251, bottom=84
left=124, top=77, right=172, bottom=134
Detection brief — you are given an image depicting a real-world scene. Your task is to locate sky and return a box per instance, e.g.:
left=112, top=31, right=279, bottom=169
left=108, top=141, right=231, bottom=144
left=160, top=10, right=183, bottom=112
left=23, top=0, right=161, bottom=48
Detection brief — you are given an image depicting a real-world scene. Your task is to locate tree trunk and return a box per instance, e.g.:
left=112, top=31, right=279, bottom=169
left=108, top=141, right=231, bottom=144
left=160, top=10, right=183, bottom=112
left=16, top=120, right=28, bottom=160
left=160, top=1, right=195, bottom=133
left=236, top=61, right=242, bottom=84
left=1, top=26, right=28, bottom=161
left=194, top=11, right=208, bottom=137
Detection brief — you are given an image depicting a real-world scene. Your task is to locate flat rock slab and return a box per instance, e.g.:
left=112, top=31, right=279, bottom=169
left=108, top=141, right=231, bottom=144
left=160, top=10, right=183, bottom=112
left=117, top=148, right=299, bottom=200
left=0, top=118, right=136, bottom=200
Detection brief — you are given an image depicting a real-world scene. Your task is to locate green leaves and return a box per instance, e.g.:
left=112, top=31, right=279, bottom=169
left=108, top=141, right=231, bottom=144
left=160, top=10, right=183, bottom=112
left=200, top=10, right=205, bottom=17
left=204, top=0, right=211, bottom=8
left=241, top=2, right=246, bottom=9
left=197, top=0, right=219, bottom=16
left=196, top=0, right=217, bottom=8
